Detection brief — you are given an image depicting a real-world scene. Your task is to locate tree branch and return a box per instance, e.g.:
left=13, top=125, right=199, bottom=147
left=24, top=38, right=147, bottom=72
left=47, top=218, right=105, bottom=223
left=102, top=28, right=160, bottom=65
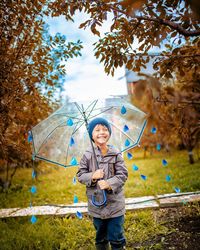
left=108, top=5, right=200, bottom=37
left=134, top=53, right=200, bottom=58
left=156, top=98, right=200, bottom=105
left=135, top=15, right=200, bottom=37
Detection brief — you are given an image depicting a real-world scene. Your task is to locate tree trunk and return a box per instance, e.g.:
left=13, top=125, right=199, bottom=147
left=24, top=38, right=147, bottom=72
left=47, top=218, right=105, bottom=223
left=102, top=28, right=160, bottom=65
left=150, top=146, right=153, bottom=156
left=143, top=146, right=147, bottom=158
left=195, top=143, right=200, bottom=160
left=188, top=150, right=195, bottom=164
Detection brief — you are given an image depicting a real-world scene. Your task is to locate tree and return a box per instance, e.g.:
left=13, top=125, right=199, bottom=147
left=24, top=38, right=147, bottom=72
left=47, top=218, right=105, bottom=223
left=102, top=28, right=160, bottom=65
left=155, top=40, right=200, bottom=163
left=129, top=38, right=200, bottom=164
left=129, top=77, right=180, bottom=157
left=0, top=0, right=82, bottom=189
left=48, top=0, right=200, bottom=75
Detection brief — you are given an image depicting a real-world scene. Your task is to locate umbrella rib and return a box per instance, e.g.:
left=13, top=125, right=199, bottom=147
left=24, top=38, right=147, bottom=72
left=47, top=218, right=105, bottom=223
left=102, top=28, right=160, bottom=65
left=84, top=100, right=99, bottom=118
left=75, top=100, right=113, bottom=123
left=121, top=119, right=147, bottom=152
left=75, top=101, right=102, bottom=173
left=71, top=121, right=85, bottom=135
left=30, top=130, right=37, bottom=157
left=75, top=99, right=98, bottom=119
left=51, top=113, right=84, bottom=122
left=35, top=119, right=84, bottom=165
left=34, top=155, right=79, bottom=168
left=81, top=99, right=98, bottom=113
left=86, top=106, right=114, bottom=120
left=110, top=122, right=136, bottom=142
left=58, top=119, right=83, bottom=128
left=65, top=122, right=77, bottom=165
left=65, top=121, right=85, bottom=164
left=34, top=120, right=67, bottom=155
left=74, top=102, right=83, bottom=113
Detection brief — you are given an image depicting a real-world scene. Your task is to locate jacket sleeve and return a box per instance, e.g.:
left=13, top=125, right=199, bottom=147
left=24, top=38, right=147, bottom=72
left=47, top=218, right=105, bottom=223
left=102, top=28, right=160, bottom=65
left=76, top=154, right=94, bottom=187
left=106, top=153, right=128, bottom=193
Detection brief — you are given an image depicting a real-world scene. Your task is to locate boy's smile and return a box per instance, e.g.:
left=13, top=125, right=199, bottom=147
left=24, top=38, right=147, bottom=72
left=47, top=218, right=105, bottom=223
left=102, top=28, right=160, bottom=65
left=92, top=124, right=110, bottom=147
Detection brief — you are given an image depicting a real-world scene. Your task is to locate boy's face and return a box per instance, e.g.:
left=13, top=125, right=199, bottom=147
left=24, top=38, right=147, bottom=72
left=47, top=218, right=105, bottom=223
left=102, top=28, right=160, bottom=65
left=92, top=124, right=110, bottom=146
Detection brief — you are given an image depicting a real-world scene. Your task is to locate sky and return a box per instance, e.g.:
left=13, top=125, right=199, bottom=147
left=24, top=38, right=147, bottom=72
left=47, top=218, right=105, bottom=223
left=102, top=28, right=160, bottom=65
left=46, top=12, right=128, bottom=102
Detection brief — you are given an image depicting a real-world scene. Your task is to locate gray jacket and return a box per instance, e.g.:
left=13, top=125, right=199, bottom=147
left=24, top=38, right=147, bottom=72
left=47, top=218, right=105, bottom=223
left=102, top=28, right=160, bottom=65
left=76, top=145, right=128, bottom=219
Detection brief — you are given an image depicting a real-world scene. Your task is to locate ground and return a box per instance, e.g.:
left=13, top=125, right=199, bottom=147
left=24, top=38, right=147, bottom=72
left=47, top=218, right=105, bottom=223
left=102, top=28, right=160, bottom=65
left=128, top=204, right=200, bottom=250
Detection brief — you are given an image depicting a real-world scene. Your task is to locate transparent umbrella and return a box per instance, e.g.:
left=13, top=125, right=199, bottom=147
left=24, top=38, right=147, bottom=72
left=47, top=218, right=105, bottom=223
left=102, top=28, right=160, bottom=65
left=29, top=98, right=147, bottom=207
left=29, top=98, right=147, bottom=168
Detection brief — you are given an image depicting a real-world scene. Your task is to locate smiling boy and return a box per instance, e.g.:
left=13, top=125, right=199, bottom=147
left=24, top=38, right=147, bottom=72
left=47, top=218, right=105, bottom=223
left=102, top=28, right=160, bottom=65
left=77, top=117, right=128, bottom=250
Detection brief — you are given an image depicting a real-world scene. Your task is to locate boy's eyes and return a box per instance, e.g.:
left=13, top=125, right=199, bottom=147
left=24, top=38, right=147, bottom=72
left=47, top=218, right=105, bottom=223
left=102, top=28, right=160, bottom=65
left=94, top=127, right=108, bottom=132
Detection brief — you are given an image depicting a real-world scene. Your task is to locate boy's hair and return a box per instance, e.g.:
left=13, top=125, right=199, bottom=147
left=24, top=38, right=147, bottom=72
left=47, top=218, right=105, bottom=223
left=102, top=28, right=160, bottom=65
left=88, top=117, right=112, bottom=142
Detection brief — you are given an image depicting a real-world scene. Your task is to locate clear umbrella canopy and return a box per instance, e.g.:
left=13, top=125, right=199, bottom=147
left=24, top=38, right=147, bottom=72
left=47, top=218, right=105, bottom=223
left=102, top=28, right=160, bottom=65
left=30, top=98, right=147, bottom=167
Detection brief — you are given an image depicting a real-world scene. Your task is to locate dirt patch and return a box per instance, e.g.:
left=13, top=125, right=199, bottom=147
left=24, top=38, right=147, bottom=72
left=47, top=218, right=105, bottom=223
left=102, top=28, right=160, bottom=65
left=130, top=204, right=200, bottom=249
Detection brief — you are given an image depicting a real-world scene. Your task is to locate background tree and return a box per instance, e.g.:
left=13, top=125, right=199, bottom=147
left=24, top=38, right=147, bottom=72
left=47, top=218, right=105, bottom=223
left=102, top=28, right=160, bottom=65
left=131, top=38, right=200, bottom=164
left=48, top=0, right=200, bottom=74
left=155, top=40, right=200, bottom=163
left=0, top=0, right=83, bottom=189
left=129, top=77, right=180, bottom=158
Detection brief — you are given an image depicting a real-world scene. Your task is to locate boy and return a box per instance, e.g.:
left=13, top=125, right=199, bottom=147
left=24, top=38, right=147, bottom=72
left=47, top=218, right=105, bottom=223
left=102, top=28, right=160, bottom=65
left=76, top=117, right=128, bottom=250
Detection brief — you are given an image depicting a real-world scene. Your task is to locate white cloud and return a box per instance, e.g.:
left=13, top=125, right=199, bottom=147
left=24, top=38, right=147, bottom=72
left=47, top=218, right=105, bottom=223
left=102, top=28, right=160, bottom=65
left=46, top=12, right=128, bottom=102
left=64, top=67, right=128, bottom=101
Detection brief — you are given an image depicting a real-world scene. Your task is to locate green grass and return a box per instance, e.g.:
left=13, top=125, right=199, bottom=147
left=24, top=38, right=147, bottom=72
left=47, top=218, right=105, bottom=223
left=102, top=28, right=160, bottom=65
left=1, top=206, right=199, bottom=250
left=0, top=149, right=200, bottom=250
left=0, top=149, right=199, bottom=208
left=0, top=210, right=170, bottom=250
left=0, top=215, right=95, bottom=250
left=125, top=149, right=200, bottom=198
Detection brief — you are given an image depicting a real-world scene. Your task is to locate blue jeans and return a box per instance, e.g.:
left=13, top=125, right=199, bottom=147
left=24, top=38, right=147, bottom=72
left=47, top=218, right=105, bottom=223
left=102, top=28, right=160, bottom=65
left=93, top=215, right=126, bottom=249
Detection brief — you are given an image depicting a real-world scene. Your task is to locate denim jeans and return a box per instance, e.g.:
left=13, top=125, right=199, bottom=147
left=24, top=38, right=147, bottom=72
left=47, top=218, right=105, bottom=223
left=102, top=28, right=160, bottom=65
left=93, top=215, right=126, bottom=249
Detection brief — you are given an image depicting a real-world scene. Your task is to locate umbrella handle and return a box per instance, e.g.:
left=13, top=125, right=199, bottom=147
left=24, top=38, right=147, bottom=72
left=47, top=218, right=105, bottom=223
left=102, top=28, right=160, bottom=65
left=91, top=190, right=107, bottom=207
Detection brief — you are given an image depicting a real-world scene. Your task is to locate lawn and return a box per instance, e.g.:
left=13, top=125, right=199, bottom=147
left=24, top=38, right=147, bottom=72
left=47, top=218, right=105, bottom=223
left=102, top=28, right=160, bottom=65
left=0, top=149, right=199, bottom=208
left=0, top=149, right=200, bottom=250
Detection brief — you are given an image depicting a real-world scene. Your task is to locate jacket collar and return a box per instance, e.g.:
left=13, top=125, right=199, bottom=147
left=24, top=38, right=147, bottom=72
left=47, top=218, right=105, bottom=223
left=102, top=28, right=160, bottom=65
left=86, top=144, right=119, bottom=156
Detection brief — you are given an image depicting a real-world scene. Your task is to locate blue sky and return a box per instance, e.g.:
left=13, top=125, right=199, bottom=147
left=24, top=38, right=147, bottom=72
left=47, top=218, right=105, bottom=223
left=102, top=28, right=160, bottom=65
left=46, top=12, right=128, bottom=102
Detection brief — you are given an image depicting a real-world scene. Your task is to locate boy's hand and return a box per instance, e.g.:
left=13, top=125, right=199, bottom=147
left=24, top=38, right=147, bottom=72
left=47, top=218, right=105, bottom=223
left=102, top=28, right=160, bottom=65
left=98, top=180, right=111, bottom=190
left=92, top=169, right=104, bottom=180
